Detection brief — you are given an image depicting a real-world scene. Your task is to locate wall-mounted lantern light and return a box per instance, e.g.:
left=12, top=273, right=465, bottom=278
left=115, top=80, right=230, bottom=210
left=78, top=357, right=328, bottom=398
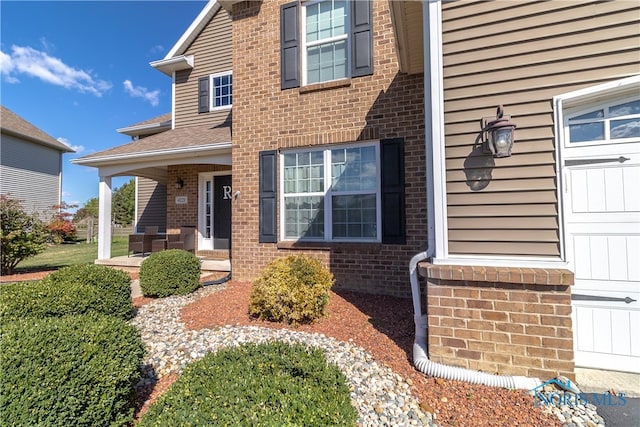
left=482, top=105, right=516, bottom=158
left=175, top=177, right=184, bottom=189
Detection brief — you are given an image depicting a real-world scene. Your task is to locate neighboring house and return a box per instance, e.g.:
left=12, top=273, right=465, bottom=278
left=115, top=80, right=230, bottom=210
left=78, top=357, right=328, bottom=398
left=74, top=0, right=639, bottom=381
left=387, top=1, right=639, bottom=379
left=0, top=105, right=75, bottom=217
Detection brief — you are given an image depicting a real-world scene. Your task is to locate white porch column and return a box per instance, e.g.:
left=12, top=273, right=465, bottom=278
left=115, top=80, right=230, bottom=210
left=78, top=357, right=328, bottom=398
left=98, top=176, right=113, bottom=260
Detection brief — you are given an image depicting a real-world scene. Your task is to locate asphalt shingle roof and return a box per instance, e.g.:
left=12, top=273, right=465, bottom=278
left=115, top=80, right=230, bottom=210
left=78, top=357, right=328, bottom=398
left=0, top=105, right=75, bottom=152
left=77, top=124, right=231, bottom=160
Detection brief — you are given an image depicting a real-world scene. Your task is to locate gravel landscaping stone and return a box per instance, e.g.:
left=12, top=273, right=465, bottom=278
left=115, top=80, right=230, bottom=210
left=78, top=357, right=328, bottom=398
left=131, top=285, right=438, bottom=426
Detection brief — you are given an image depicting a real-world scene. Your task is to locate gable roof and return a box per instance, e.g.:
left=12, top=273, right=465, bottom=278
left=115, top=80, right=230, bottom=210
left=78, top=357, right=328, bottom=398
left=150, top=0, right=221, bottom=76
left=0, top=105, right=75, bottom=153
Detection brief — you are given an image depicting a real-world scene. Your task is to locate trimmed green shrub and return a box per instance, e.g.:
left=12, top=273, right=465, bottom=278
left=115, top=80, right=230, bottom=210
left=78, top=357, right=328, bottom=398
left=139, top=249, right=201, bottom=297
left=250, top=254, right=334, bottom=324
left=0, top=314, right=144, bottom=427
left=138, top=342, right=357, bottom=427
left=0, top=264, right=133, bottom=321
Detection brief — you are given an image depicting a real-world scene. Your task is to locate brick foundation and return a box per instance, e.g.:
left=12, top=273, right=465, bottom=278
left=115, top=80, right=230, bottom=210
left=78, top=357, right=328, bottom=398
left=420, top=263, right=575, bottom=380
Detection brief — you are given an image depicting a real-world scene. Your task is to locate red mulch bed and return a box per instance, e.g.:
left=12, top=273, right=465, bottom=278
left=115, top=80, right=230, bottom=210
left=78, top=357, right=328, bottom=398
left=176, top=280, right=558, bottom=427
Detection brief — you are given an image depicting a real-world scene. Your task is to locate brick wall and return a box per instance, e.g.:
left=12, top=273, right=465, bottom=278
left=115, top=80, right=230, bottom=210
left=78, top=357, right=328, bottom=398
left=421, top=264, right=575, bottom=380
left=231, top=0, right=426, bottom=296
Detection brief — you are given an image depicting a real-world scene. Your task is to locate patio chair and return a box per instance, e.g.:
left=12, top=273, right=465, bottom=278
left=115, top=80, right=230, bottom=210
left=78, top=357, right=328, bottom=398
left=128, top=226, right=161, bottom=256
left=167, top=226, right=195, bottom=253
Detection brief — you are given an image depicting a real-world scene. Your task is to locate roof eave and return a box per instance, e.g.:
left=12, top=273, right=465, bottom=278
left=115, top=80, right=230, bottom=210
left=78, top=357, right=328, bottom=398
left=71, top=142, right=232, bottom=167
left=1, top=129, right=75, bottom=153
left=116, top=120, right=172, bottom=137
left=150, top=55, right=194, bottom=77
left=163, top=0, right=222, bottom=60
left=218, top=0, right=244, bottom=12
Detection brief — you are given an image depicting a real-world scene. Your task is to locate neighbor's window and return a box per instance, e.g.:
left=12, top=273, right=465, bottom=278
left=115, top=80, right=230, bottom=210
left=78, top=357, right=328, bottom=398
left=568, top=97, right=640, bottom=143
left=210, top=71, right=232, bottom=109
left=303, top=0, right=348, bottom=85
left=281, top=142, right=380, bottom=241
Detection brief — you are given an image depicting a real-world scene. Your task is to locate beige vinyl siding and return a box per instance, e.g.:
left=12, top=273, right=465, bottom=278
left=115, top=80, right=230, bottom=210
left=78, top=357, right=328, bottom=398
left=174, top=9, right=232, bottom=128
left=441, top=0, right=640, bottom=258
left=135, top=178, right=167, bottom=233
left=0, top=134, right=61, bottom=217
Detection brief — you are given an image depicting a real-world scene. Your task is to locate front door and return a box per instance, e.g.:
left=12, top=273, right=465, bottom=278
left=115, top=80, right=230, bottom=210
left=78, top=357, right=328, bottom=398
left=199, top=174, right=232, bottom=251
left=562, top=112, right=640, bottom=373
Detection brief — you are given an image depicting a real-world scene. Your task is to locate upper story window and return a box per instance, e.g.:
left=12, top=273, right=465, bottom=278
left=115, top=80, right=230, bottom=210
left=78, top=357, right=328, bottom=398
left=303, top=0, right=348, bottom=85
left=567, top=97, right=640, bottom=144
left=198, top=71, right=232, bottom=113
left=280, top=0, right=373, bottom=90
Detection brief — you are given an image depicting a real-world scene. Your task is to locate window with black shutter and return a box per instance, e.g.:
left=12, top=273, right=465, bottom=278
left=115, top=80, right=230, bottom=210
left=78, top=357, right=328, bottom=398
left=280, top=0, right=373, bottom=89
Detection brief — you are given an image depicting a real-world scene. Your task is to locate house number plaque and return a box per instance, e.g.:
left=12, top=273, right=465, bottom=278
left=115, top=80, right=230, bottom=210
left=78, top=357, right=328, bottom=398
left=175, top=196, right=188, bottom=205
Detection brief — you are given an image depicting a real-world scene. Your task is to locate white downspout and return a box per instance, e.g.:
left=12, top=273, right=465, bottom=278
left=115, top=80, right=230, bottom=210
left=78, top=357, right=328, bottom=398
left=409, top=0, right=540, bottom=390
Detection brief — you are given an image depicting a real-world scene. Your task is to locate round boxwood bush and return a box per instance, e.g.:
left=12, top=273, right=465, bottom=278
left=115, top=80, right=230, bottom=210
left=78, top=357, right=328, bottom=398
left=249, top=254, right=334, bottom=324
left=138, top=341, right=357, bottom=426
left=0, top=314, right=144, bottom=427
left=0, top=264, right=133, bottom=321
left=139, top=249, right=201, bottom=297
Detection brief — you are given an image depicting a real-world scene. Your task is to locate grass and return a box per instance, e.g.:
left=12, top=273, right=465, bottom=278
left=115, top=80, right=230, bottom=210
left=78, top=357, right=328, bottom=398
left=14, top=237, right=129, bottom=272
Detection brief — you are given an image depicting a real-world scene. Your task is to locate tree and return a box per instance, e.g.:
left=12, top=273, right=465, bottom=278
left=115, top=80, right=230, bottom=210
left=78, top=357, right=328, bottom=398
left=112, top=179, right=135, bottom=226
left=48, top=201, right=78, bottom=243
left=74, top=197, right=98, bottom=222
left=0, top=196, right=48, bottom=275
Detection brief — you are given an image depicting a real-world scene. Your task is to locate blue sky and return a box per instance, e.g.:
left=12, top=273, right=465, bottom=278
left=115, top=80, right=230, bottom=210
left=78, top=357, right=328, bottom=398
left=1, top=0, right=206, bottom=209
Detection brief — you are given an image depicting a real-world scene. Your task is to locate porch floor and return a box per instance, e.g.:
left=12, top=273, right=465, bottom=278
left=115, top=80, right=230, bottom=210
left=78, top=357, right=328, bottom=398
left=95, top=255, right=230, bottom=273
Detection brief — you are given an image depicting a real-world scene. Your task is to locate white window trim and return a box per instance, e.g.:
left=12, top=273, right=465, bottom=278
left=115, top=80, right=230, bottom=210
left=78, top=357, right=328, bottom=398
left=301, top=0, right=351, bottom=87
left=209, top=70, right=232, bottom=111
left=279, top=141, right=381, bottom=243
left=426, top=0, right=571, bottom=269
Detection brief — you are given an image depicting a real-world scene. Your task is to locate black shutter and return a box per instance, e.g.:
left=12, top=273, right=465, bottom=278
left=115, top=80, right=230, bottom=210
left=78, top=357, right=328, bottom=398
left=280, top=2, right=300, bottom=89
left=351, top=0, right=373, bottom=77
left=198, top=76, right=209, bottom=113
left=259, top=150, right=278, bottom=243
left=381, top=138, right=405, bottom=244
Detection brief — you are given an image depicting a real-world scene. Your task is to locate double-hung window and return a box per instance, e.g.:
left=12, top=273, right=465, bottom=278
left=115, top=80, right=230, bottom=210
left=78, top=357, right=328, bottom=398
left=280, top=0, right=373, bottom=89
left=281, top=142, right=381, bottom=242
left=198, top=71, right=232, bottom=113
left=302, top=0, right=348, bottom=85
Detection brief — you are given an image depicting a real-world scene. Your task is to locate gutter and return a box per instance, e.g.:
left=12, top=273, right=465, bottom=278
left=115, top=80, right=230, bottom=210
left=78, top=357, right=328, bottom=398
left=71, top=142, right=232, bottom=166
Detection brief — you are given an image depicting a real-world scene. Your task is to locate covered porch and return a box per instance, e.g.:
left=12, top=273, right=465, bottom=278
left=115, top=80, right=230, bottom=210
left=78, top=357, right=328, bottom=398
left=72, top=124, right=232, bottom=261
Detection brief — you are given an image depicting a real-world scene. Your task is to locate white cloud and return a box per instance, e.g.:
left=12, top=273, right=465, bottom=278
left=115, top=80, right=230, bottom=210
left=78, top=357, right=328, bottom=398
left=150, top=44, right=165, bottom=54
left=57, top=137, right=85, bottom=153
left=123, top=79, right=160, bottom=106
left=0, top=45, right=112, bottom=96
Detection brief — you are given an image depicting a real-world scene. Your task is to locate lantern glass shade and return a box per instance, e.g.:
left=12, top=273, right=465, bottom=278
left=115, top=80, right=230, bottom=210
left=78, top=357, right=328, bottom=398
left=489, top=127, right=515, bottom=157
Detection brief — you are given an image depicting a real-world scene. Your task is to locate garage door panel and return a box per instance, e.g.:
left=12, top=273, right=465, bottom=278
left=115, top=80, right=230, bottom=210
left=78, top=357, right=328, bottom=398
left=623, top=165, right=640, bottom=211
left=572, top=234, right=640, bottom=282
left=569, top=164, right=639, bottom=213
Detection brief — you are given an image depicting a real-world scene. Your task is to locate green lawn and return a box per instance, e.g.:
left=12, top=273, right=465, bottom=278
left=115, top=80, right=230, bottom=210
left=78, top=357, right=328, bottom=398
left=15, top=237, right=129, bottom=272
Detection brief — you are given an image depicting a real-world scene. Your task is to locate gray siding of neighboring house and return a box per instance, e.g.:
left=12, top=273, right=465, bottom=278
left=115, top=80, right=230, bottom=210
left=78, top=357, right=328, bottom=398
left=0, top=134, right=61, bottom=217
left=442, top=0, right=640, bottom=257
left=136, top=177, right=167, bottom=233
left=175, top=8, right=233, bottom=128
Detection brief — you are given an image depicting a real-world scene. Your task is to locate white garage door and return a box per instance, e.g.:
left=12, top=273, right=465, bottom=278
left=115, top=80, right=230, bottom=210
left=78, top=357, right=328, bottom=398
left=562, top=96, right=640, bottom=374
